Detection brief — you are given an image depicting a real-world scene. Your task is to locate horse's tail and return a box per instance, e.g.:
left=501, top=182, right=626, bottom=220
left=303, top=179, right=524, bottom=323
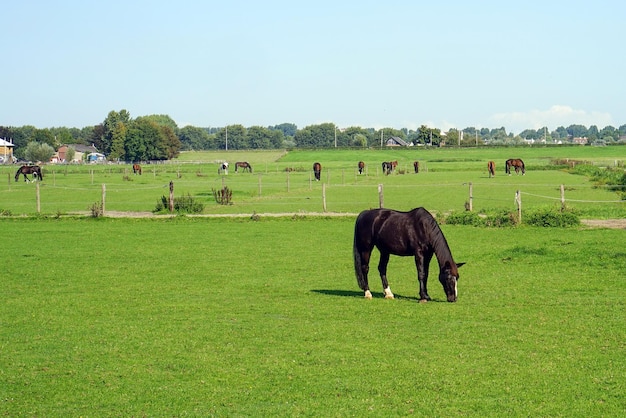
left=353, top=221, right=368, bottom=291
left=37, top=167, right=43, bottom=180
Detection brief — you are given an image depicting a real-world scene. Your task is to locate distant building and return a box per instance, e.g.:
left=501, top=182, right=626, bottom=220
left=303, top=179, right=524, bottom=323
left=385, top=136, right=412, bottom=147
left=0, top=138, right=15, bottom=164
left=51, top=144, right=100, bottom=163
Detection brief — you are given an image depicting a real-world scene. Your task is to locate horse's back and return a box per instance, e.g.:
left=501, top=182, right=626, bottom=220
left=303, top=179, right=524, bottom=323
left=355, top=207, right=433, bottom=254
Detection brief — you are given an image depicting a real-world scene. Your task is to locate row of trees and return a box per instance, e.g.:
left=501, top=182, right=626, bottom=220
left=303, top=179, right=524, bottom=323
left=2, top=111, right=626, bottom=162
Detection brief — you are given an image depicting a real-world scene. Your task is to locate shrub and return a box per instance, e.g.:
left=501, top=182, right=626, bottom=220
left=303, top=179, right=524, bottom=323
left=484, top=210, right=518, bottom=227
left=88, top=201, right=103, bottom=218
left=525, top=208, right=580, bottom=227
left=212, top=186, right=233, bottom=205
left=444, top=211, right=482, bottom=226
left=154, top=194, right=204, bottom=214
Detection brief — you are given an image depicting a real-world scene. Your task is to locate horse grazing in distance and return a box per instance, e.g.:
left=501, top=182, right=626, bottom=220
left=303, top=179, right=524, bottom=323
left=235, top=161, right=252, bottom=173
left=15, top=165, right=43, bottom=182
left=487, top=161, right=495, bottom=178
left=353, top=207, right=464, bottom=302
left=132, top=164, right=142, bottom=175
left=358, top=161, right=365, bottom=174
left=413, top=161, right=420, bottom=173
left=505, top=159, right=525, bottom=175
left=382, top=160, right=397, bottom=175
left=313, top=162, right=322, bottom=181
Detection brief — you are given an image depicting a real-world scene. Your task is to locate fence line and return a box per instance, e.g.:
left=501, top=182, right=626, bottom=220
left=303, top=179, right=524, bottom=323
left=4, top=179, right=625, bottom=215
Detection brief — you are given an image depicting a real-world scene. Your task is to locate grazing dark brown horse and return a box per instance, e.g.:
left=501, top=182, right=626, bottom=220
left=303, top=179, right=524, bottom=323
left=354, top=207, right=464, bottom=302
left=235, top=161, right=252, bottom=173
left=15, top=165, right=43, bottom=182
left=487, top=161, right=495, bottom=178
left=132, top=164, right=142, bottom=175
left=358, top=161, right=365, bottom=174
left=505, top=159, right=525, bottom=175
left=313, top=162, right=322, bottom=181
left=413, top=161, right=420, bottom=173
left=382, top=160, right=398, bottom=175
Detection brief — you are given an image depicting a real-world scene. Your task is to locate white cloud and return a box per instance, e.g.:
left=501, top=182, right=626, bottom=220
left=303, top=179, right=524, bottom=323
left=489, top=105, right=613, bottom=134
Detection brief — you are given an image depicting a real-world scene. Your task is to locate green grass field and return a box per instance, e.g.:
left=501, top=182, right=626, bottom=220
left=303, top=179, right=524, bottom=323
left=1, top=146, right=625, bottom=219
left=1, top=216, right=625, bottom=416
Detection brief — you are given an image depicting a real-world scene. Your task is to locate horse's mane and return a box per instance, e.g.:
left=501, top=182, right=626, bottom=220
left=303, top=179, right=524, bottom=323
left=413, top=208, right=453, bottom=264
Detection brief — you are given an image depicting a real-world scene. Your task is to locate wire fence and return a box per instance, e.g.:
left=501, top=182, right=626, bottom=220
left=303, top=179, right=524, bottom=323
left=3, top=174, right=624, bottom=219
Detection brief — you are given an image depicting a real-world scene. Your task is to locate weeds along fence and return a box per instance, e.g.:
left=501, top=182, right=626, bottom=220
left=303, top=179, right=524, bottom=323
left=2, top=166, right=625, bottom=218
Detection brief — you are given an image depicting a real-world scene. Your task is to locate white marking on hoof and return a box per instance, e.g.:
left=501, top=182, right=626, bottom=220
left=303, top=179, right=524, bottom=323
left=383, top=287, right=394, bottom=299
left=364, top=290, right=373, bottom=299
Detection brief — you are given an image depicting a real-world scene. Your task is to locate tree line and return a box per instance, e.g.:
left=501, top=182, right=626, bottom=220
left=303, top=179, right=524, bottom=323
left=2, top=110, right=626, bottom=162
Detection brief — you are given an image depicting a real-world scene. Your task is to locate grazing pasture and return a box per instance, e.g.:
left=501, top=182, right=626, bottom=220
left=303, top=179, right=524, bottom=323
left=0, top=147, right=625, bottom=218
left=1, top=217, right=624, bottom=416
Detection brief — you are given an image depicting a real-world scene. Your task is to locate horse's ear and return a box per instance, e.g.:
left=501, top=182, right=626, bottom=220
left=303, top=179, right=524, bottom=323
left=456, top=262, right=465, bottom=268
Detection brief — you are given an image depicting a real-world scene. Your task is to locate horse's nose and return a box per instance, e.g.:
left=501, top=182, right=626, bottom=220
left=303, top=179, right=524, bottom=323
left=447, top=295, right=457, bottom=302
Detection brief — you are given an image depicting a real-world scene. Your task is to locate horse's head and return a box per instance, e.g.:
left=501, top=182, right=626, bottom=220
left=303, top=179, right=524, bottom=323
left=439, top=262, right=464, bottom=302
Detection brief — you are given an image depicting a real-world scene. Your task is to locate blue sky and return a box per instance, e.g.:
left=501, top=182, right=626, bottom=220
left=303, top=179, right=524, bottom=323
left=2, top=0, right=624, bottom=134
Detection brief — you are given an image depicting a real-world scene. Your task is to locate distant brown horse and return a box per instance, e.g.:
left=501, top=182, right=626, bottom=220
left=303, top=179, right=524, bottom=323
left=413, top=161, right=420, bottom=173
left=358, top=161, right=365, bottom=174
left=132, top=164, right=142, bottom=175
left=235, top=161, right=252, bottom=173
left=505, top=159, right=525, bottom=175
left=313, top=162, right=322, bottom=181
left=487, top=161, right=495, bottom=178
left=15, top=165, right=43, bottom=182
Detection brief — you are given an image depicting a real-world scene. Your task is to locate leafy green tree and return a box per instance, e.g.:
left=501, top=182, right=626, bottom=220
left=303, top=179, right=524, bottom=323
left=65, top=146, right=76, bottom=163
left=160, top=125, right=182, bottom=159
left=567, top=124, right=588, bottom=138
left=294, top=123, right=335, bottom=147
left=215, top=125, right=247, bottom=150
left=102, top=110, right=131, bottom=154
left=414, top=125, right=441, bottom=145
left=141, top=114, right=179, bottom=132
left=247, top=126, right=276, bottom=149
left=271, top=123, right=297, bottom=137
left=31, top=129, right=56, bottom=148
left=109, top=122, right=128, bottom=161
left=24, top=141, right=55, bottom=162
left=179, top=125, right=213, bottom=150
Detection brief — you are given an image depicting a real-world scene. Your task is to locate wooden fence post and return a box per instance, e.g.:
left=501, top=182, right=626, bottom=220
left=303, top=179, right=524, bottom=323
left=378, top=184, right=384, bottom=208
left=169, top=181, right=174, bottom=213
left=36, top=182, right=41, bottom=213
left=515, top=190, right=522, bottom=224
left=468, top=182, right=473, bottom=211
left=102, top=184, right=106, bottom=215
left=560, top=184, right=565, bottom=211
left=322, top=183, right=327, bottom=212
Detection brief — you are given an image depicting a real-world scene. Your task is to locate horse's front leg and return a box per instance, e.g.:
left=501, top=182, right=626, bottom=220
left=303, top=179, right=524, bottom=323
left=378, top=252, right=394, bottom=299
left=416, top=252, right=432, bottom=302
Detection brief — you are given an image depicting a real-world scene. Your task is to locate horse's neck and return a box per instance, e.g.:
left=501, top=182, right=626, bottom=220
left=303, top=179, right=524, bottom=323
left=430, top=228, right=453, bottom=268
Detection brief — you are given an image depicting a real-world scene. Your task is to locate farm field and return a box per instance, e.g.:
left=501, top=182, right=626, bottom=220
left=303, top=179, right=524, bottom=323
left=1, top=216, right=625, bottom=416
left=1, top=146, right=625, bottom=219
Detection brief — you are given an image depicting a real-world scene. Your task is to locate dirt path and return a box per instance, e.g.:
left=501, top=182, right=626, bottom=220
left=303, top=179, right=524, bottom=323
left=95, top=211, right=626, bottom=229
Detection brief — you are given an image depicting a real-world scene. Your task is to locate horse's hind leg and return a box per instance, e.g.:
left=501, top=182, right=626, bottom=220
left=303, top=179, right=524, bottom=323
left=378, top=252, right=394, bottom=299
left=357, top=250, right=373, bottom=299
